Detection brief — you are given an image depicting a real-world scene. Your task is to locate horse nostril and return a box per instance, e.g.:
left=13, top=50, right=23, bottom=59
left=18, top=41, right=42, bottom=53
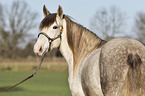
left=39, top=47, right=42, bottom=52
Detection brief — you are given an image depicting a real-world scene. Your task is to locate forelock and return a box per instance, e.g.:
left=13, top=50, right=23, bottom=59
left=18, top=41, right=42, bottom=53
left=39, top=13, right=57, bottom=30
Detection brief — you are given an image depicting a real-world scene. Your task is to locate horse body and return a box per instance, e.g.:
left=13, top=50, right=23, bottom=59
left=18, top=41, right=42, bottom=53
left=34, top=5, right=145, bottom=96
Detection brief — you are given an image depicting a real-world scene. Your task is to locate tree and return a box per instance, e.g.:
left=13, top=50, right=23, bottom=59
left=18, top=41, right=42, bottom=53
left=90, top=6, right=127, bottom=41
left=0, top=3, right=9, bottom=58
left=0, top=1, right=38, bottom=58
left=134, top=12, right=145, bottom=44
left=20, top=40, right=36, bottom=57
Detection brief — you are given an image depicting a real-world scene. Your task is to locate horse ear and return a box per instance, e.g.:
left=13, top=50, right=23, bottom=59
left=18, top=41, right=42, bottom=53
left=56, top=5, right=63, bottom=26
left=57, top=5, right=63, bottom=19
left=43, top=5, right=51, bottom=17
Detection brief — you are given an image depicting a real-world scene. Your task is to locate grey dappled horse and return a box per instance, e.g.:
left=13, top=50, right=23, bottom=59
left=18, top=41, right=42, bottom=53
left=34, top=5, right=145, bottom=96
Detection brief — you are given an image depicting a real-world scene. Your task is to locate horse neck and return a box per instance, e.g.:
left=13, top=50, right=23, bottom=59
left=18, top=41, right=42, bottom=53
left=60, top=17, right=106, bottom=76
left=59, top=19, right=74, bottom=77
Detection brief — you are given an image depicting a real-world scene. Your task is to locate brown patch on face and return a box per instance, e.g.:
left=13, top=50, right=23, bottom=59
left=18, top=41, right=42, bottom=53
left=39, top=13, right=57, bottom=30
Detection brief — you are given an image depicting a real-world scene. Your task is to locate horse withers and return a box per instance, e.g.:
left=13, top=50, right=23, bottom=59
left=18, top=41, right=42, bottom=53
left=33, top=5, right=145, bottom=96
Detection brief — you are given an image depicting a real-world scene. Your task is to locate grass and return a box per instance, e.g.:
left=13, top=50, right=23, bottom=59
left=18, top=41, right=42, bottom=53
left=0, top=72, right=71, bottom=96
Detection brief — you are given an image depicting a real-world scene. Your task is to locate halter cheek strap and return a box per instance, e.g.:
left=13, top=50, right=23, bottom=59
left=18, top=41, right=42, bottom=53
left=37, top=26, right=63, bottom=52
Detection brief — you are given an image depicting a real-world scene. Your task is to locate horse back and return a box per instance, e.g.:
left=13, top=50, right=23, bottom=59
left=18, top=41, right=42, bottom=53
left=100, top=38, right=145, bottom=96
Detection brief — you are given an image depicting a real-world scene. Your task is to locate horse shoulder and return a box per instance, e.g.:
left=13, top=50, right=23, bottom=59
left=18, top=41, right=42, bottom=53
left=80, top=48, right=103, bottom=96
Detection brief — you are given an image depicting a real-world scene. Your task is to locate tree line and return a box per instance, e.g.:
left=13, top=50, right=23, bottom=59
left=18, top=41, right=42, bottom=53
left=0, top=1, right=38, bottom=58
left=0, top=1, right=145, bottom=58
left=90, top=6, right=145, bottom=44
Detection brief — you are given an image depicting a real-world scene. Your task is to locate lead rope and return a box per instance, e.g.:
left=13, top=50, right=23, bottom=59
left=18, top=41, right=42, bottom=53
left=0, top=52, right=46, bottom=93
left=0, top=22, right=63, bottom=93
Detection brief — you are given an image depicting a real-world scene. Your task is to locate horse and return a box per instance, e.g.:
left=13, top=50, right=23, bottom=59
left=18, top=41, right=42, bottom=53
left=33, top=5, right=145, bottom=96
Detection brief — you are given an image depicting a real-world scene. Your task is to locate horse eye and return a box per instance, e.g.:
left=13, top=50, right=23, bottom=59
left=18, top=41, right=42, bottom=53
left=53, top=26, right=58, bottom=29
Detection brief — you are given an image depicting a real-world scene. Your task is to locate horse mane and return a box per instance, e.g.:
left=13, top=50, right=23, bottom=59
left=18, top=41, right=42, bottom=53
left=64, top=16, right=107, bottom=74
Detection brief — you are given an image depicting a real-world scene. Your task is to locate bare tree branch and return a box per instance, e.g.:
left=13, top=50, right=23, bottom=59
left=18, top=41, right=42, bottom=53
left=134, top=12, right=145, bottom=44
left=0, top=1, right=38, bottom=58
left=90, top=6, right=127, bottom=41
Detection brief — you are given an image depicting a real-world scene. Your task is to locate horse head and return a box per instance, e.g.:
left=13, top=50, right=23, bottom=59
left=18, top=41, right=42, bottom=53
left=34, top=5, right=64, bottom=56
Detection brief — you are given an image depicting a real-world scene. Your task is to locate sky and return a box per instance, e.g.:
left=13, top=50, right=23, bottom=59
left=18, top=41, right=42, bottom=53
left=1, top=0, right=145, bottom=37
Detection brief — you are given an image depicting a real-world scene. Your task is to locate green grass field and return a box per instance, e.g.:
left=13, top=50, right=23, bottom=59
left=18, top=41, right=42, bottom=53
left=0, top=72, right=71, bottom=96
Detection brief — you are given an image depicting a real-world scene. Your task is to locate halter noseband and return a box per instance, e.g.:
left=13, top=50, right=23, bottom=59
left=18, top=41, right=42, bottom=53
left=37, top=26, right=63, bottom=52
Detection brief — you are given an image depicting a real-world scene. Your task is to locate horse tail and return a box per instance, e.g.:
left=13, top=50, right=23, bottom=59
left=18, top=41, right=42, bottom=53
left=126, top=53, right=142, bottom=96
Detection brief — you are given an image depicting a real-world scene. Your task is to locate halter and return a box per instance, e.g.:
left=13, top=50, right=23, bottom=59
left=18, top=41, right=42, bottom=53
left=38, top=25, right=63, bottom=52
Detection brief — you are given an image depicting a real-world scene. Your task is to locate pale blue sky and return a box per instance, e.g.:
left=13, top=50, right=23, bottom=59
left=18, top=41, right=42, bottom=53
left=1, top=0, right=145, bottom=37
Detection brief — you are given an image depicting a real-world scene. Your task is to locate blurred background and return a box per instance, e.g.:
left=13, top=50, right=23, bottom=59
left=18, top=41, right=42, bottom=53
left=0, top=0, right=145, bottom=96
